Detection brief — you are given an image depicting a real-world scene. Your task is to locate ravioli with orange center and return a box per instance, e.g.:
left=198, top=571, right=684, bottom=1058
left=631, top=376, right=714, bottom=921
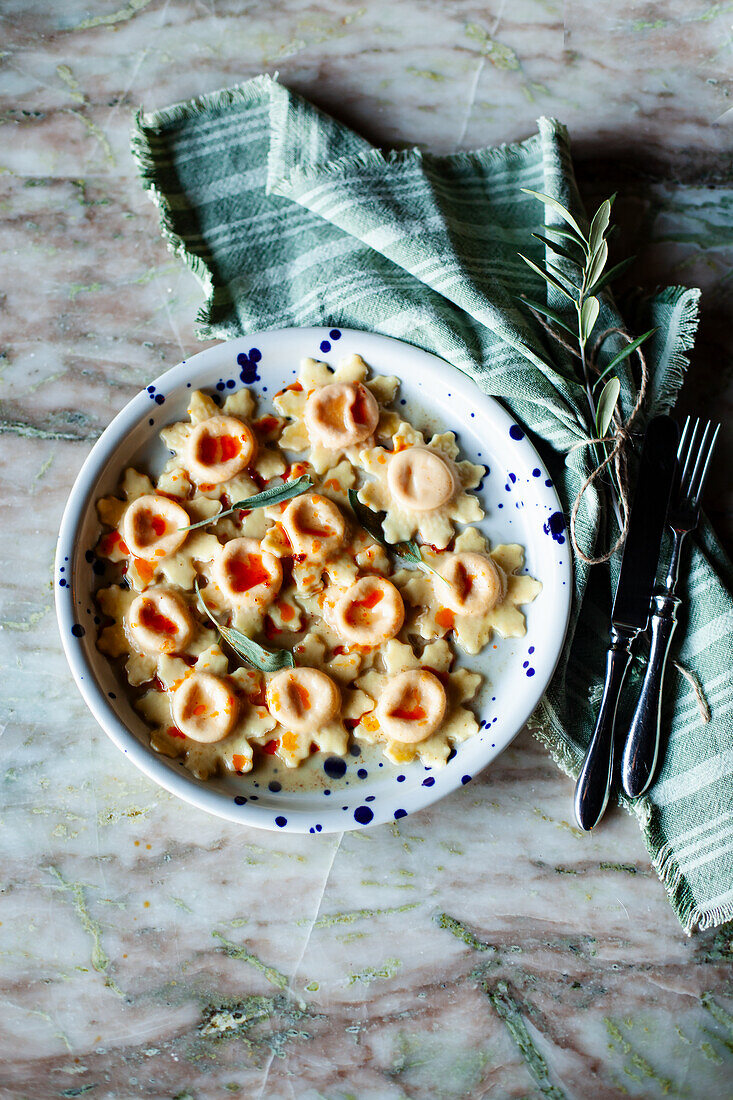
left=159, top=388, right=286, bottom=509
left=262, top=461, right=390, bottom=594
left=196, top=536, right=303, bottom=640
left=96, top=583, right=217, bottom=685
left=356, top=421, right=485, bottom=549
left=95, top=468, right=221, bottom=590
left=354, top=639, right=481, bottom=768
left=248, top=634, right=371, bottom=767
left=395, top=527, right=542, bottom=654
left=136, top=644, right=276, bottom=779
left=274, top=354, right=400, bottom=474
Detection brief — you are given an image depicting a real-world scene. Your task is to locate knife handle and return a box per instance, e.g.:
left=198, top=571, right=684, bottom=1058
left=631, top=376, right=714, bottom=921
left=621, top=593, right=680, bottom=799
left=574, top=627, right=635, bottom=831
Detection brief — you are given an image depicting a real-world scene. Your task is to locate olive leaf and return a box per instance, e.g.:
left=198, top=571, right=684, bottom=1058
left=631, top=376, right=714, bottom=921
left=348, top=490, right=444, bottom=582
left=541, top=225, right=590, bottom=254
left=601, top=329, right=658, bottom=376
left=588, top=197, right=613, bottom=253
left=517, top=295, right=577, bottom=337
left=579, top=296, right=600, bottom=344
left=595, top=377, right=621, bottom=438
left=179, top=475, right=313, bottom=532
left=585, top=239, right=609, bottom=290
left=194, top=579, right=294, bottom=672
left=520, top=188, right=586, bottom=241
left=531, top=233, right=584, bottom=266
left=518, top=253, right=574, bottom=301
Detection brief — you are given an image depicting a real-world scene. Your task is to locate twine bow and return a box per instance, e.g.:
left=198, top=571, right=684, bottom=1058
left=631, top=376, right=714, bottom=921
left=568, top=327, right=648, bottom=566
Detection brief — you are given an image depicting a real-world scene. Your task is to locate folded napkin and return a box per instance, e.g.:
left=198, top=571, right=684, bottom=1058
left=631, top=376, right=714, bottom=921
left=132, top=74, right=733, bottom=932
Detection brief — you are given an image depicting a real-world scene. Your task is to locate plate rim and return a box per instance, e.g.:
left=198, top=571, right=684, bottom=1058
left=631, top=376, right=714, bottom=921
left=55, top=326, right=573, bottom=832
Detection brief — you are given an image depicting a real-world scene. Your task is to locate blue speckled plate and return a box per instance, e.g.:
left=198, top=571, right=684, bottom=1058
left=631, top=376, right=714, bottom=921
left=55, top=328, right=572, bottom=833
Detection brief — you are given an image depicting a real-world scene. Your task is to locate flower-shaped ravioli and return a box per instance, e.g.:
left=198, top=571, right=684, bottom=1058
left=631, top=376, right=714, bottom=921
left=396, top=527, right=542, bottom=654
left=95, top=468, right=222, bottom=590
left=96, top=584, right=217, bottom=685
left=354, top=639, right=481, bottom=768
left=196, top=536, right=305, bottom=638
left=136, top=644, right=276, bottom=779
left=262, top=461, right=389, bottom=595
left=274, top=355, right=400, bottom=474
left=159, top=389, right=285, bottom=503
left=357, top=421, right=485, bottom=549
left=248, top=633, right=371, bottom=768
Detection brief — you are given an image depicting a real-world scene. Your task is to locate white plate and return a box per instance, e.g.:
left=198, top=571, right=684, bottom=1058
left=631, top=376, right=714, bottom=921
left=55, top=327, right=572, bottom=833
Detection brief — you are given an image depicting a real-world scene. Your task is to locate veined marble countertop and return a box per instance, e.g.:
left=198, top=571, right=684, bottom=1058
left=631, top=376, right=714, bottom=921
left=1, top=3, right=731, bottom=1098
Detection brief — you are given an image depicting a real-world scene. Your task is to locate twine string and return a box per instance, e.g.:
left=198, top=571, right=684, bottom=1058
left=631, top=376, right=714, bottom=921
left=568, top=327, right=649, bottom=566
left=672, top=660, right=711, bottom=724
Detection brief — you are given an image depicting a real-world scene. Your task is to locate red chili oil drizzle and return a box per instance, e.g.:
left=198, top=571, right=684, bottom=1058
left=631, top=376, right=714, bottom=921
left=139, top=603, right=178, bottom=636
left=228, top=555, right=271, bottom=593
left=100, top=530, right=129, bottom=556
left=351, top=384, right=371, bottom=425
left=247, top=683, right=267, bottom=708
left=253, top=415, right=280, bottom=438
left=198, top=433, right=241, bottom=466
left=275, top=381, right=303, bottom=398
left=246, top=466, right=268, bottom=491
left=391, top=702, right=427, bottom=722
left=301, top=522, right=332, bottom=538
left=345, top=588, right=384, bottom=625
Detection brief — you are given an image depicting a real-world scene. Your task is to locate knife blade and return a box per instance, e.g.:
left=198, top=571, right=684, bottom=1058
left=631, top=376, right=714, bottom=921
left=574, top=414, right=679, bottom=831
left=611, top=416, right=679, bottom=630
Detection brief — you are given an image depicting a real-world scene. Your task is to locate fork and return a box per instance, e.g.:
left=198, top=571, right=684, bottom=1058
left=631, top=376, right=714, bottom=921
left=621, top=417, right=720, bottom=799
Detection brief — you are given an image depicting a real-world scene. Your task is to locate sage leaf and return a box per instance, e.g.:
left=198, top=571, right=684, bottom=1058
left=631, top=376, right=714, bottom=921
left=398, top=539, right=445, bottom=582
left=348, top=490, right=444, bottom=581
left=518, top=254, right=574, bottom=301
left=579, top=296, right=600, bottom=344
left=520, top=188, right=586, bottom=241
left=348, top=489, right=391, bottom=551
left=595, top=377, right=621, bottom=439
left=602, top=329, right=657, bottom=375
left=194, top=579, right=294, bottom=672
left=179, top=475, right=313, bottom=532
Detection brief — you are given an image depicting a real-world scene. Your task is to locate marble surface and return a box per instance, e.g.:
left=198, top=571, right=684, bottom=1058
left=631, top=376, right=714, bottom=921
left=1, top=2, right=732, bottom=1097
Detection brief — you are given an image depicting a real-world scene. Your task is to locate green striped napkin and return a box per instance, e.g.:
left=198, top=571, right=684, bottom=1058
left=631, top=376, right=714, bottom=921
left=132, top=74, right=733, bottom=932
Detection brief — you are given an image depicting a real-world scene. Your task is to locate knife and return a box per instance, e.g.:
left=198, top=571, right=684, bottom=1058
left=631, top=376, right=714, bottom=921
left=574, top=415, right=679, bottom=831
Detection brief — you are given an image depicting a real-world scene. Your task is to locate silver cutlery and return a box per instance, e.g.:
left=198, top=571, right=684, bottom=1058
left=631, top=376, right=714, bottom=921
left=574, top=416, right=679, bottom=831
left=621, top=417, right=720, bottom=799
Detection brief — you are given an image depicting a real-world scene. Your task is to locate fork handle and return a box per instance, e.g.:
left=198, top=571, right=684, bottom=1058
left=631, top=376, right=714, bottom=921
left=621, top=593, right=680, bottom=799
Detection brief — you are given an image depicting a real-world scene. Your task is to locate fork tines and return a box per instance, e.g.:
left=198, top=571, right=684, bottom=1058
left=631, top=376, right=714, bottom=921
left=675, top=417, right=721, bottom=512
